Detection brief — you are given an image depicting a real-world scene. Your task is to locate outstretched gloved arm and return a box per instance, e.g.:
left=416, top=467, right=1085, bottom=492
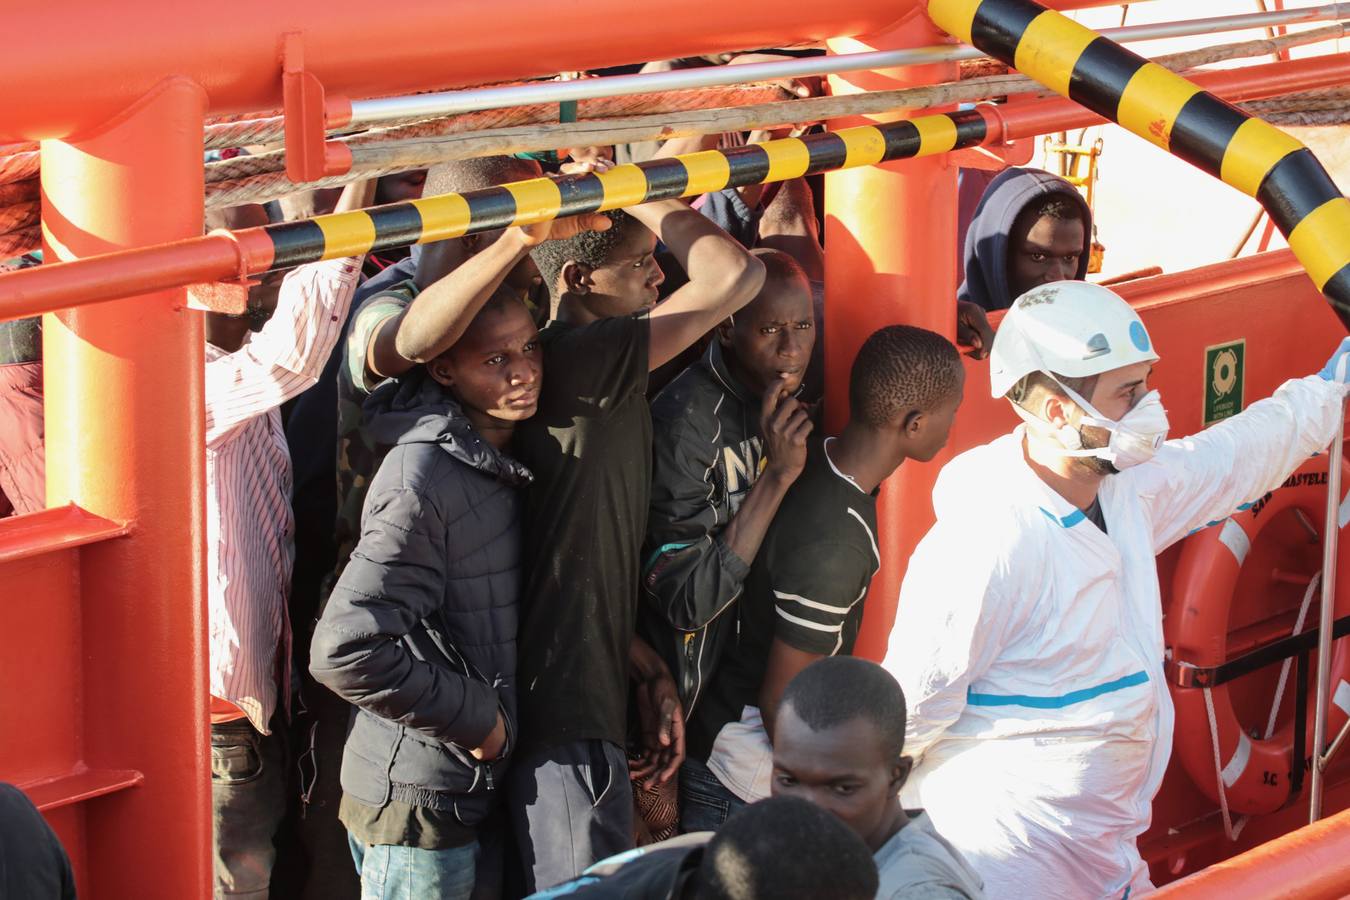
left=1140, top=336, right=1350, bottom=552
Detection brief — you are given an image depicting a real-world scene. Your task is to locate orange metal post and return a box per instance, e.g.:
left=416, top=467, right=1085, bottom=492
left=39, top=77, right=212, bottom=898
left=825, top=13, right=959, bottom=661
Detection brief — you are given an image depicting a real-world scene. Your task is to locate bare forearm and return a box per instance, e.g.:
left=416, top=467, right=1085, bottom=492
left=395, top=229, right=530, bottom=363
left=628, top=199, right=757, bottom=293
left=758, top=177, right=823, bottom=282
left=719, top=468, right=794, bottom=568
left=759, top=641, right=820, bottom=740
left=652, top=132, right=721, bottom=161
left=332, top=178, right=378, bottom=215
left=629, top=634, right=670, bottom=683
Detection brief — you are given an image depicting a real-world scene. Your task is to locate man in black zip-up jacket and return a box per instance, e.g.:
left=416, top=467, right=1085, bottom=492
left=310, top=291, right=540, bottom=900
left=640, top=250, right=816, bottom=833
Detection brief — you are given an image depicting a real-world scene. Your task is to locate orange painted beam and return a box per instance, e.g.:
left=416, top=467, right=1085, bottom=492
left=1, top=0, right=919, bottom=141
left=22, top=769, right=145, bottom=813
left=0, top=505, right=129, bottom=565
left=1153, top=807, right=1350, bottom=899
left=0, top=0, right=1167, bottom=141
left=4, top=51, right=1341, bottom=320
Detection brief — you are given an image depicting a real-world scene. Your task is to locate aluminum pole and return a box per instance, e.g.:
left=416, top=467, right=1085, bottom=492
left=346, top=3, right=1350, bottom=128
left=1312, top=398, right=1347, bottom=822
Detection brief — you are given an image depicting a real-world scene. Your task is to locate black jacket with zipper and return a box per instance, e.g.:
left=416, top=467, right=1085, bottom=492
left=310, top=368, right=530, bottom=825
left=640, top=340, right=766, bottom=719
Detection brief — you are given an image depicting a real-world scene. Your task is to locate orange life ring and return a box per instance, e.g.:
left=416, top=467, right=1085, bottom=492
left=1169, top=457, right=1350, bottom=817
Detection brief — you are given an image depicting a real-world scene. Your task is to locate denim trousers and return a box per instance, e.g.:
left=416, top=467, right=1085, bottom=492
left=211, top=717, right=287, bottom=899
left=677, top=757, right=746, bottom=834
left=347, top=835, right=479, bottom=900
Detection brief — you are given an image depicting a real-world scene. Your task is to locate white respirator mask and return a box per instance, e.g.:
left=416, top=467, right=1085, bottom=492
left=1014, top=376, right=1169, bottom=470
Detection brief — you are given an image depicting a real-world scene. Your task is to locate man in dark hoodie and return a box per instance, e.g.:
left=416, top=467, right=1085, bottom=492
left=957, top=167, right=1092, bottom=313
left=310, top=288, right=542, bottom=899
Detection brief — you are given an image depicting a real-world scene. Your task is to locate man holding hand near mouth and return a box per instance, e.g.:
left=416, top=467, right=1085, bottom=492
left=640, top=248, right=817, bottom=831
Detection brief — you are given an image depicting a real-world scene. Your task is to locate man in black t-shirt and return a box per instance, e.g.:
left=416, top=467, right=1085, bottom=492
left=686, top=326, right=965, bottom=819
left=503, top=188, right=765, bottom=891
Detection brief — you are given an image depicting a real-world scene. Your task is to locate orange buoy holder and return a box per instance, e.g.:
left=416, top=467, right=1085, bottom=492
left=1169, top=455, right=1350, bottom=826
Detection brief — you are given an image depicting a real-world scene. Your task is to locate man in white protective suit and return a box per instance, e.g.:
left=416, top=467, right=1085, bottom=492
left=883, top=280, right=1350, bottom=899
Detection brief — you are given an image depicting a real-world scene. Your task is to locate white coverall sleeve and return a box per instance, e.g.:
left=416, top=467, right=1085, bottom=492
left=1140, top=375, right=1348, bottom=552
left=883, top=517, right=1016, bottom=761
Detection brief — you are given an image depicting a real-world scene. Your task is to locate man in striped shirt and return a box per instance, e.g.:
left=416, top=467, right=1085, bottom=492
left=203, top=181, right=371, bottom=900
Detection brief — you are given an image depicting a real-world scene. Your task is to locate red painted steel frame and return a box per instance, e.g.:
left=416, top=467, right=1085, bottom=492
left=0, top=3, right=1345, bottom=896
left=4, top=52, right=1345, bottom=325
left=0, top=77, right=213, bottom=898
left=0, top=0, right=1152, bottom=141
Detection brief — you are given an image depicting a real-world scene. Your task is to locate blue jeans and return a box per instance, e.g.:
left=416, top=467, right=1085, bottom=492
left=678, top=757, right=746, bottom=833
left=347, top=835, right=478, bottom=900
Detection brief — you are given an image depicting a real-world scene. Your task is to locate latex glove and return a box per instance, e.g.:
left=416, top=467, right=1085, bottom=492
left=1319, top=336, right=1350, bottom=384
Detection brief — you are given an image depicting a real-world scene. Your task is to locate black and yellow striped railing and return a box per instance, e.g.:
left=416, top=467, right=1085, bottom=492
left=263, top=111, right=989, bottom=269
left=928, top=0, right=1350, bottom=325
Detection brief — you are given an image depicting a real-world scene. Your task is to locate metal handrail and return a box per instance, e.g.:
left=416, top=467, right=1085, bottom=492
left=344, top=3, right=1350, bottom=129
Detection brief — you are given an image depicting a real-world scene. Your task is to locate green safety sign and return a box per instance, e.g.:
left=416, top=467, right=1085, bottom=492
left=1203, top=339, right=1245, bottom=426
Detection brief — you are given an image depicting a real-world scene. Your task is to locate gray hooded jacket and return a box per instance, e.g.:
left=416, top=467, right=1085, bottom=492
left=310, top=368, right=531, bottom=824
left=957, top=167, right=1092, bottom=312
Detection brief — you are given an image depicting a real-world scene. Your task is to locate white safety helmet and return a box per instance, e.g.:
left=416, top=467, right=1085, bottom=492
left=988, top=280, right=1159, bottom=399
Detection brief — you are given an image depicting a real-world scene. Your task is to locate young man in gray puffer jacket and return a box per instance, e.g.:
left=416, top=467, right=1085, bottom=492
left=310, top=289, right=541, bottom=900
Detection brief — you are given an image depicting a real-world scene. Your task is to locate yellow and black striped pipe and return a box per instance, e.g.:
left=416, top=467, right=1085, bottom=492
left=928, top=0, right=1350, bottom=325
left=262, top=111, right=988, bottom=270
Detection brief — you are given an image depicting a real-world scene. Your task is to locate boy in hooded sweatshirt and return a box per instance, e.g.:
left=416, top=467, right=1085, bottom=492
left=957, top=167, right=1093, bottom=313
left=310, top=288, right=542, bottom=900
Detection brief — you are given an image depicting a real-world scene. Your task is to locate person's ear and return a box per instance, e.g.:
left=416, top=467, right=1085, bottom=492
left=1043, top=393, right=1071, bottom=429
left=901, top=409, right=925, bottom=438
left=716, top=316, right=736, bottom=348
left=891, top=755, right=914, bottom=793
left=562, top=260, right=592, bottom=296
left=426, top=356, right=455, bottom=388
left=461, top=233, right=486, bottom=256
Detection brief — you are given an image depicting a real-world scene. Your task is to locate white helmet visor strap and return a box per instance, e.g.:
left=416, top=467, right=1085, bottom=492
left=1049, top=377, right=1113, bottom=431
left=1009, top=396, right=1103, bottom=459
left=1009, top=402, right=1101, bottom=458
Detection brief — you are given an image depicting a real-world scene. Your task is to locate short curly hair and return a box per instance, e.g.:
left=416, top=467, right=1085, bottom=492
left=695, top=796, right=879, bottom=900
left=849, top=325, right=962, bottom=428
left=422, top=156, right=540, bottom=197
left=528, top=209, right=637, bottom=298
left=780, top=656, right=906, bottom=762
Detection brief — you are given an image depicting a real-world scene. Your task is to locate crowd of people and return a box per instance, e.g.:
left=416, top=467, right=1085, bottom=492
left=4, top=63, right=1350, bottom=900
